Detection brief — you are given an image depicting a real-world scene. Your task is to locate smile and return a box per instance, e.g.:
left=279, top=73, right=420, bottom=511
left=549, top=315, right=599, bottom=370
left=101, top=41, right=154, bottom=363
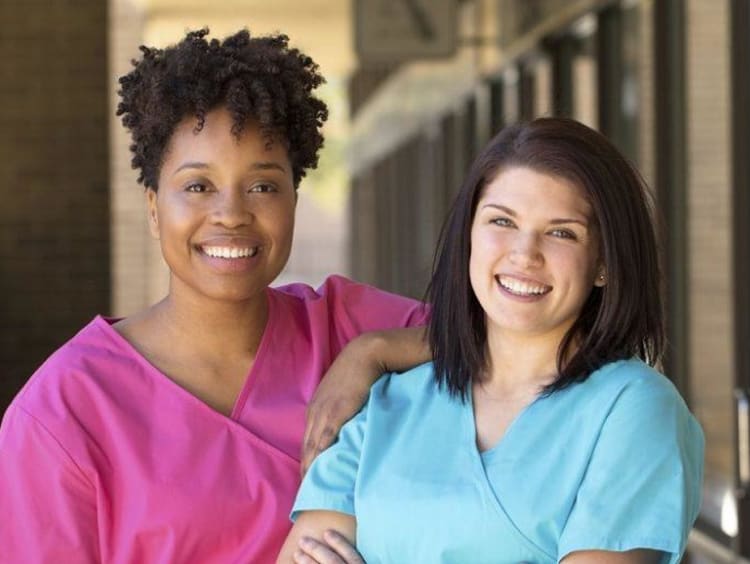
left=200, top=246, right=259, bottom=259
left=496, top=275, right=552, bottom=296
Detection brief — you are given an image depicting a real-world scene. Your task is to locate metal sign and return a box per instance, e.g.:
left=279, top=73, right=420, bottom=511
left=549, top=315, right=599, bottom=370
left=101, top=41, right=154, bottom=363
left=355, top=0, right=458, bottom=63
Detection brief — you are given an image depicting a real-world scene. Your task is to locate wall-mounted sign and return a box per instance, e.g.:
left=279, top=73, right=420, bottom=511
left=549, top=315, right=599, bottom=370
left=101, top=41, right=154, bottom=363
left=355, top=0, right=458, bottom=63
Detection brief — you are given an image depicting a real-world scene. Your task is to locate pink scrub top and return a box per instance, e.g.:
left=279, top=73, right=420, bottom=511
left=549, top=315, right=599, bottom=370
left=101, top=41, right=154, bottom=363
left=0, top=275, right=427, bottom=563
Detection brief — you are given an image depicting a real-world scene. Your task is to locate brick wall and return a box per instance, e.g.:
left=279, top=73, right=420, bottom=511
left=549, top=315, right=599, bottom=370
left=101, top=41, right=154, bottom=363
left=0, top=2, right=110, bottom=411
left=685, top=0, right=734, bottom=482
left=109, top=0, right=167, bottom=317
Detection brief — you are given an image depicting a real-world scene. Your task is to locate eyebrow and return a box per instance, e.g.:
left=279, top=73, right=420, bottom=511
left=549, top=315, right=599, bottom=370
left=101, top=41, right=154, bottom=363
left=172, top=161, right=288, bottom=175
left=480, top=203, right=589, bottom=227
left=251, top=162, right=288, bottom=173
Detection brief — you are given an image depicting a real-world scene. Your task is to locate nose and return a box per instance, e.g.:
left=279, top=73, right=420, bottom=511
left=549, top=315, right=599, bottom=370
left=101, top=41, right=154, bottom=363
left=210, top=188, right=253, bottom=228
left=509, top=231, right=543, bottom=268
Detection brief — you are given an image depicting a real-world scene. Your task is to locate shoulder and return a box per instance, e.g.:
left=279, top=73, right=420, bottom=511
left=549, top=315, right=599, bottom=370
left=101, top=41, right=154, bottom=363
left=368, top=362, right=448, bottom=410
left=11, top=316, right=132, bottom=427
left=576, top=359, right=704, bottom=465
left=373, top=362, right=435, bottom=390
left=270, top=275, right=428, bottom=348
left=273, top=275, right=424, bottom=311
left=550, top=359, right=703, bottom=460
left=2, top=317, right=126, bottom=471
left=556, top=360, right=705, bottom=555
left=271, top=274, right=370, bottom=299
left=585, top=359, right=692, bottom=417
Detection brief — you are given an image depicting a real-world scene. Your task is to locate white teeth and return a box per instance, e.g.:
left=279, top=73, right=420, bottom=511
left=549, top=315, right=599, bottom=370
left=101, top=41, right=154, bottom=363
left=202, top=246, right=258, bottom=259
left=498, top=275, right=550, bottom=296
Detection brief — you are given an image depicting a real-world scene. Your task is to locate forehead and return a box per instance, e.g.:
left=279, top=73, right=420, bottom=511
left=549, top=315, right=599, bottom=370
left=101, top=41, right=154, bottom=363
left=479, top=166, right=592, bottom=218
left=165, top=107, right=290, bottom=164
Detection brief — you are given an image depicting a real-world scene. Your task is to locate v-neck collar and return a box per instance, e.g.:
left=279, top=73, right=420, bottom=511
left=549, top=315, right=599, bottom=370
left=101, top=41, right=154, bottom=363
left=95, top=289, right=275, bottom=424
left=464, top=384, right=543, bottom=462
left=458, top=385, right=555, bottom=562
left=230, top=287, right=277, bottom=419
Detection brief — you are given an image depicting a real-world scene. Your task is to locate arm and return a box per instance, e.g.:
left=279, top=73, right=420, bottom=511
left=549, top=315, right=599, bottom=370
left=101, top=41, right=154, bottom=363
left=0, top=405, right=100, bottom=562
left=287, top=366, right=373, bottom=564
left=277, top=511, right=358, bottom=564
left=302, top=326, right=429, bottom=474
left=558, top=367, right=704, bottom=562
left=563, top=549, right=662, bottom=563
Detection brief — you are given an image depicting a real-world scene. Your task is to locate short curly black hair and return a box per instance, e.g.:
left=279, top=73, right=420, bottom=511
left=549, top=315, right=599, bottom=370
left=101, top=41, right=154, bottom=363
left=116, top=28, right=328, bottom=189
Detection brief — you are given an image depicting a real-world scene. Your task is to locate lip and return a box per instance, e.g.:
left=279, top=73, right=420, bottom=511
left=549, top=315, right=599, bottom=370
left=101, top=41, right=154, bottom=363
left=194, top=235, right=265, bottom=274
left=195, top=235, right=264, bottom=248
left=495, top=273, right=552, bottom=302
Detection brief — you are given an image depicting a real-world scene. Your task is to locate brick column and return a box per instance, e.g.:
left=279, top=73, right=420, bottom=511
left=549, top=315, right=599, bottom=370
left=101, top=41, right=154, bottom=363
left=0, top=1, right=110, bottom=410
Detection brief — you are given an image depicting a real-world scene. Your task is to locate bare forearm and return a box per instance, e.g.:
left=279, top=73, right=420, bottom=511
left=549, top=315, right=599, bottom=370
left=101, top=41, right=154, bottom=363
left=354, top=325, right=430, bottom=376
left=562, top=549, right=662, bottom=563
left=277, top=511, right=357, bottom=564
left=301, top=326, right=430, bottom=474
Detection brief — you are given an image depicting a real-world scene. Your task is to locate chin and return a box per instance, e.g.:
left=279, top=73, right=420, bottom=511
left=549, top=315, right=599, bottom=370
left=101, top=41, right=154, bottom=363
left=200, top=284, right=265, bottom=303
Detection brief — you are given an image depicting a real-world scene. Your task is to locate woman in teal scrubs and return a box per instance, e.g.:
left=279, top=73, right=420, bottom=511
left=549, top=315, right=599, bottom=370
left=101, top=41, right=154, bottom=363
left=278, top=118, right=704, bottom=564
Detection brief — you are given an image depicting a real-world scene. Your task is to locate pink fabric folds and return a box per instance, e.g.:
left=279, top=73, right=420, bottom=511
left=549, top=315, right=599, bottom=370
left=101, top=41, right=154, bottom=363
left=0, top=275, right=427, bottom=563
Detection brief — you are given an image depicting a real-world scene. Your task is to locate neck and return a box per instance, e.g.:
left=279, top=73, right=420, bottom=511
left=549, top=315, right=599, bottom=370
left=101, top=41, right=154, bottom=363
left=150, top=283, right=270, bottom=359
left=481, top=327, right=565, bottom=395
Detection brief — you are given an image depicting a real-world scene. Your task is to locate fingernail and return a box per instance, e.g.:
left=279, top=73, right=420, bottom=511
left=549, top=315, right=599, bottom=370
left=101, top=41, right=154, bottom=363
left=300, top=536, right=313, bottom=548
left=323, top=529, right=338, bottom=540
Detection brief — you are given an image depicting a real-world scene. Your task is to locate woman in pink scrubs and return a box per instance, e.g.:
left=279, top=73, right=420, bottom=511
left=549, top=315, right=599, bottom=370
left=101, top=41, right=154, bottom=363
left=0, top=29, right=428, bottom=563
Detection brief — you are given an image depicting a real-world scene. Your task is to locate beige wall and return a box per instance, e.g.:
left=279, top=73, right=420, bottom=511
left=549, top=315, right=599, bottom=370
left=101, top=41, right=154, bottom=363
left=109, top=0, right=157, bottom=318
left=685, top=0, right=734, bottom=501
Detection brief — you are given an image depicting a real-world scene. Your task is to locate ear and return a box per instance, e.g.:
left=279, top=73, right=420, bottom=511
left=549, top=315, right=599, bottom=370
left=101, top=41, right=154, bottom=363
left=146, top=189, right=160, bottom=239
left=594, top=267, right=607, bottom=288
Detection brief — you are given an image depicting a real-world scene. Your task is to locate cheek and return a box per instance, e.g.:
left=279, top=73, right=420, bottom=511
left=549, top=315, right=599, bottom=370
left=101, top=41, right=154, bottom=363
left=558, top=248, right=598, bottom=292
left=266, top=200, right=296, bottom=245
left=470, top=227, right=505, bottom=267
left=468, top=229, right=493, bottom=297
left=157, top=195, right=195, bottom=229
left=468, top=251, right=481, bottom=295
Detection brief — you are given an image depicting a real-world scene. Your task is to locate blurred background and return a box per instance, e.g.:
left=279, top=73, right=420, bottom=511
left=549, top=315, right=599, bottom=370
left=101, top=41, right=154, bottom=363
left=0, top=0, right=748, bottom=560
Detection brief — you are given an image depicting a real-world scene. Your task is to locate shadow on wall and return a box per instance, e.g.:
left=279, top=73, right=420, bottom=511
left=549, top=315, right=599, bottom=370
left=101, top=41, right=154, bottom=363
left=0, top=0, right=110, bottom=414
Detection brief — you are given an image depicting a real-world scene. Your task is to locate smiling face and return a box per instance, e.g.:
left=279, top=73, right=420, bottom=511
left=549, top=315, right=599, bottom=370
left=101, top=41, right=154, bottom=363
left=469, top=166, right=605, bottom=346
left=147, top=106, right=296, bottom=305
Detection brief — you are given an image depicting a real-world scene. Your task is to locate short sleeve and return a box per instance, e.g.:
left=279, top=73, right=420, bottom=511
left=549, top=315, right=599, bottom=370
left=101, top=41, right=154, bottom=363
left=0, top=405, right=100, bottom=562
left=557, top=376, right=704, bottom=563
left=291, top=391, right=370, bottom=520
left=316, top=275, right=429, bottom=352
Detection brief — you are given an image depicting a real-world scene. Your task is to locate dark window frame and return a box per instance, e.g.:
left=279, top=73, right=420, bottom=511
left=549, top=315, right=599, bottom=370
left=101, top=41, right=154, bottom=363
left=732, top=0, right=750, bottom=555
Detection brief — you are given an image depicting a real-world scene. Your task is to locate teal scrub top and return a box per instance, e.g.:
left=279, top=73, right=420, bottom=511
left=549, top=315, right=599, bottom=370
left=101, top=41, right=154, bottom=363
left=292, top=360, right=704, bottom=564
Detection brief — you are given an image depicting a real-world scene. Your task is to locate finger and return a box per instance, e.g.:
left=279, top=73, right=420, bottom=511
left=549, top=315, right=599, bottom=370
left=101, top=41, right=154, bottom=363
left=323, top=530, right=364, bottom=563
left=301, top=424, right=316, bottom=475
left=293, top=549, right=320, bottom=564
left=298, top=536, right=346, bottom=564
left=302, top=414, right=340, bottom=476
left=302, top=424, right=340, bottom=476
left=301, top=406, right=325, bottom=475
left=301, top=422, right=325, bottom=476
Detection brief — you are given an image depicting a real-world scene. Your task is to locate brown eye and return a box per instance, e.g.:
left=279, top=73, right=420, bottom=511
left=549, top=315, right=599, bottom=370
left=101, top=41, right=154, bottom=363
left=185, top=182, right=208, bottom=193
left=249, top=183, right=277, bottom=193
